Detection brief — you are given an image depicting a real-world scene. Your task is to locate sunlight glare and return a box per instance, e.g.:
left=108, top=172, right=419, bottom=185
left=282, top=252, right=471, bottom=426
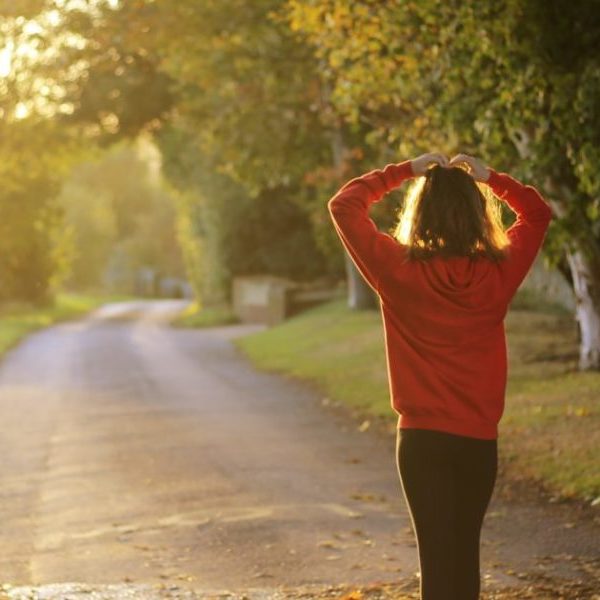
left=0, top=43, right=13, bottom=77
left=394, top=176, right=426, bottom=244
left=47, top=10, right=61, bottom=26
left=15, top=103, right=29, bottom=119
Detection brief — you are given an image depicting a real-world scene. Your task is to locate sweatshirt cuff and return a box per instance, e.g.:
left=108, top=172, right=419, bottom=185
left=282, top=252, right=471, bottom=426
left=381, top=160, right=414, bottom=190
left=485, top=168, right=503, bottom=188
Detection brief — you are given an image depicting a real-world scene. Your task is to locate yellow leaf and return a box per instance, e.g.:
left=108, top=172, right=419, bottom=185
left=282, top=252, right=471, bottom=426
left=340, top=591, right=363, bottom=600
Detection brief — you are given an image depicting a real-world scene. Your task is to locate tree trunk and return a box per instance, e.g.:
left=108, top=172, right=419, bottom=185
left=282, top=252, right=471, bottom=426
left=565, top=248, right=600, bottom=370
left=540, top=172, right=600, bottom=372
left=329, top=123, right=378, bottom=311
left=343, top=251, right=378, bottom=310
left=507, top=132, right=600, bottom=372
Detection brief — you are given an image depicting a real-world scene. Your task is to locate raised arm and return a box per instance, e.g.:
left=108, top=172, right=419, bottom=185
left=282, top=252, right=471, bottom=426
left=485, top=168, right=554, bottom=301
left=327, top=160, right=414, bottom=294
left=449, top=153, right=554, bottom=302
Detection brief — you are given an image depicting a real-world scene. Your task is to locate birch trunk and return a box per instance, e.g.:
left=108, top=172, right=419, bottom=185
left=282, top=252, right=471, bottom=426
left=542, top=172, right=600, bottom=372
left=509, top=128, right=600, bottom=371
left=329, top=125, right=378, bottom=311
left=565, top=248, right=600, bottom=370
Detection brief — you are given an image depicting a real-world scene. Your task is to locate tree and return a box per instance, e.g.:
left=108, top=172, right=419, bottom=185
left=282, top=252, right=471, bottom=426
left=26, top=0, right=342, bottom=306
left=284, top=0, right=600, bottom=370
left=0, top=118, right=72, bottom=304
left=58, top=141, right=185, bottom=293
left=157, top=122, right=327, bottom=305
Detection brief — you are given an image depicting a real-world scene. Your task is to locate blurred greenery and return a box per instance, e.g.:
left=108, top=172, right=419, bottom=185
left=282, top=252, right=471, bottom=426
left=170, top=300, right=240, bottom=329
left=58, top=141, right=185, bottom=293
left=1, top=1, right=598, bottom=366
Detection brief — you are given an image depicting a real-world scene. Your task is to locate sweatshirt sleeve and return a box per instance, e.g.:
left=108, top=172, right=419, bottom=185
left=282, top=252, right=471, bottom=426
left=486, top=168, right=553, bottom=301
left=327, top=160, right=414, bottom=293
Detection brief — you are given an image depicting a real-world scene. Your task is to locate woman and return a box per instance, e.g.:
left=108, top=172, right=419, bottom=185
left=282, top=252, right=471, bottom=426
left=327, top=152, right=553, bottom=600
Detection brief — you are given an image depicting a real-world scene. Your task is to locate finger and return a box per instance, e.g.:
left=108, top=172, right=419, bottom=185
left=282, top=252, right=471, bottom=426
left=451, top=157, right=474, bottom=175
left=449, top=153, right=468, bottom=165
left=431, top=153, right=448, bottom=167
left=431, top=153, right=445, bottom=166
left=451, top=158, right=473, bottom=172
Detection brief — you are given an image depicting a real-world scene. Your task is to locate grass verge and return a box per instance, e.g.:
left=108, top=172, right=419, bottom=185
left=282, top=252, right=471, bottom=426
left=170, top=301, right=240, bottom=328
left=233, top=292, right=599, bottom=506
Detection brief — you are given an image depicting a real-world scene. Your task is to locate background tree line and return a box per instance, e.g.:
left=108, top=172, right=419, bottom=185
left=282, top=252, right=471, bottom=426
left=1, top=0, right=599, bottom=370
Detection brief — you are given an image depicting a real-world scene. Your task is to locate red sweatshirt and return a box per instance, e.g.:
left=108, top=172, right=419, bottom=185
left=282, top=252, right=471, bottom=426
left=327, top=160, right=553, bottom=440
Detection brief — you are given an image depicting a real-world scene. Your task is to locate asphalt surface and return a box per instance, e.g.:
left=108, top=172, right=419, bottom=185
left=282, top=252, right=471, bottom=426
left=0, top=300, right=598, bottom=598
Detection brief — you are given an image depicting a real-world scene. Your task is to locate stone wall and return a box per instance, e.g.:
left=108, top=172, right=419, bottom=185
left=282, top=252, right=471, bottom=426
left=232, top=275, right=296, bottom=326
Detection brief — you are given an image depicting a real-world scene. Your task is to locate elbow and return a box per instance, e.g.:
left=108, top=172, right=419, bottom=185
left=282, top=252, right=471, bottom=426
left=528, top=189, right=554, bottom=221
left=328, top=196, right=343, bottom=217
left=541, top=203, right=554, bottom=222
left=529, top=208, right=553, bottom=225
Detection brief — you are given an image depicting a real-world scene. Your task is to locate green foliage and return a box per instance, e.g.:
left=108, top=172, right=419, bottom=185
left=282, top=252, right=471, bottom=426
left=29, top=0, right=340, bottom=300
left=157, top=123, right=328, bottom=305
left=170, top=301, right=239, bottom=329
left=171, top=187, right=207, bottom=304
left=285, top=0, right=600, bottom=268
left=0, top=118, right=73, bottom=304
left=59, top=181, right=117, bottom=289
left=9, top=0, right=599, bottom=313
left=149, top=0, right=330, bottom=192
left=224, top=183, right=329, bottom=281
left=52, top=0, right=173, bottom=141
left=58, top=141, right=185, bottom=292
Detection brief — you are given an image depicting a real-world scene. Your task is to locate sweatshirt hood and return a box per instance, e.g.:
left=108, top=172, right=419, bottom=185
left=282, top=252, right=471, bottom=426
left=418, top=255, right=498, bottom=307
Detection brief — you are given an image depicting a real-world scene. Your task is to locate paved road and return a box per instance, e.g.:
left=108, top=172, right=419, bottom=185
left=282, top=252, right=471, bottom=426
left=0, top=300, right=597, bottom=597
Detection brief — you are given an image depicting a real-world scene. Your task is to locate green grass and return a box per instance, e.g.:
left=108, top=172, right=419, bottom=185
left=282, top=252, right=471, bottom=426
left=234, top=292, right=599, bottom=504
left=234, top=299, right=390, bottom=416
left=0, top=291, right=135, bottom=357
left=170, top=301, right=240, bottom=328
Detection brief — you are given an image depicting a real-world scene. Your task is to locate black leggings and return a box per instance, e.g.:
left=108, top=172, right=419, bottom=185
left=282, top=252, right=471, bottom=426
left=396, top=427, right=498, bottom=600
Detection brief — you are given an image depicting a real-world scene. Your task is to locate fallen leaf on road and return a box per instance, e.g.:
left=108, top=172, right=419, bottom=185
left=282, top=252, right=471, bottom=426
left=350, top=492, right=387, bottom=503
left=339, top=591, right=363, bottom=600
left=362, top=539, right=374, bottom=546
left=317, top=540, right=341, bottom=549
left=347, top=511, right=364, bottom=519
left=133, top=544, right=152, bottom=551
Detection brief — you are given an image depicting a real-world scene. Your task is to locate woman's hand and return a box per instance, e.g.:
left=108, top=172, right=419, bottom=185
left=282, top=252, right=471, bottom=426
left=448, top=153, right=491, bottom=182
left=410, top=152, right=449, bottom=176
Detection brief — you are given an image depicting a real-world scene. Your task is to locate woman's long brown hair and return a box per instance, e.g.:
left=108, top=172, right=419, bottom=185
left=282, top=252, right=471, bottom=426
left=392, top=164, right=510, bottom=262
